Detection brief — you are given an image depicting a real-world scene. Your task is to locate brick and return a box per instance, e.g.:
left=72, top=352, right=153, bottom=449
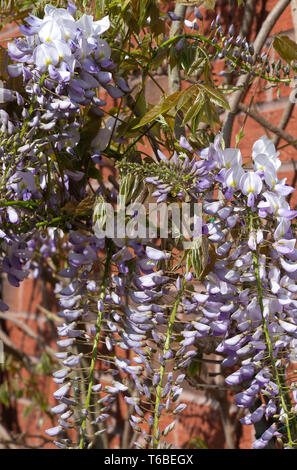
left=268, top=0, right=293, bottom=37
left=2, top=277, right=45, bottom=314
left=0, top=22, right=20, bottom=46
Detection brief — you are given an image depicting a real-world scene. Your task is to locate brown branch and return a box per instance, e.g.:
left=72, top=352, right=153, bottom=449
left=273, top=0, right=297, bottom=148
left=0, top=431, right=53, bottom=449
left=0, top=424, right=13, bottom=449
left=169, top=4, right=187, bottom=95
left=272, top=101, right=295, bottom=148
left=169, top=3, right=187, bottom=139
left=0, top=312, right=57, bottom=357
left=126, top=94, right=161, bottom=160
left=292, top=0, right=297, bottom=34
left=239, top=0, right=257, bottom=40
left=222, top=0, right=291, bottom=146
left=186, top=375, right=240, bottom=394
left=0, top=329, right=37, bottom=372
left=238, top=102, right=297, bottom=149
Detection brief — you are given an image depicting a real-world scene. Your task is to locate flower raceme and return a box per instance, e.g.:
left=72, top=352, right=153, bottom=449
left=9, top=4, right=110, bottom=81
left=44, top=133, right=297, bottom=449
left=6, top=3, right=128, bottom=155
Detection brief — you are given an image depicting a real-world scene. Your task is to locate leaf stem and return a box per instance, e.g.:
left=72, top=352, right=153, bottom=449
left=155, top=33, right=291, bottom=84
left=153, top=279, right=185, bottom=449
left=79, top=241, right=112, bottom=449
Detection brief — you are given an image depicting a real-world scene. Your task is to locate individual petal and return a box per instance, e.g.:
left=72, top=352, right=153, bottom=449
left=7, top=64, right=23, bottom=77
left=222, top=148, right=242, bottom=169
left=279, top=319, right=297, bottom=334
left=45, top=426, right=63, bottom=436
left=33, top=43, right=60, bottom=71
left=38, top=18, right=63, bottom=43
left=273, top=238, right=295, bottom=254
left=53, top=382, right=71, bottom=399
left=240, top=405, right=265, bottom=425
left=145, top=246, right=170, bottom=260
left=239, top=172, right=262, bottom=196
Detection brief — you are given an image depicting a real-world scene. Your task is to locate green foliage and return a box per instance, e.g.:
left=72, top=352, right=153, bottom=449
left=133, top=90, right=185, bottom=128
left=34, top=352, right=55, bottom=375
left=186, top=235, right=209, bottom=280
left=176, top=0, right=215, bottom=8
left=119, top=172, right=147, bottom=204
left=273, top=35, right=297, bottom=64
left=0, top=382, right=10, bottom=407
left=188, top=359, right=201, bottom=378
left=235, top=128, right=245, bottom=147
left=134, top=83, right=230, bottom=131
left=185, top=435, right=208, bottom=449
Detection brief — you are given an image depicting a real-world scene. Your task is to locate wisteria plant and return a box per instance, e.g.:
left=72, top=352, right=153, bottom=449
left=2, top=0, right=297, bottom=450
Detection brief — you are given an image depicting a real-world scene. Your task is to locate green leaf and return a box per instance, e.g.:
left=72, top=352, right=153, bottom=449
left=187, top=55, right=206, bottom=77
left=147, top=2, right=165, bottom=36
left=182, top=93, right=205, bottom=125
left=94, top=0, right=105, bottom=18
left=235, top=128, right=245, bottom=147
left=119, top=173, right=146, bottom=204
left=181, top=42, right=196, bottom=74
left=23, top=404, right=32, bottom=418
left=273, top=35, right=297, bottom=64
left=88, top=165, right=102, bottom=180
left=121, top=0, right=130, bottom=11
left=203, top=0, right=216, bottom=8
left=34, top=352, right=53, bottom=375
left=0, top=384, right=10, bottom=407
left=191, top=99, right=208, bottom=131
left=133, top=90, right=147, bottom=116
left=133, top=90, right=185, bottom=128
left=176, top=0, right=201, bottom=3
left=186, top=436, right=208, bottom=449
left=177, top=0, right=215, bottom=7
left=152, top=46, right=169, bottom=68
left=176, top=85, right=198, bottom=111
left=131, top=0, right=139, bottom=19
left=139, top=0, right=150, bottom=25
left=199, top=84, right=230, bottom=110
left=188, top=360, right=200, bottom=377
left=203, top=98, right=220, bottom=126
left=141, top=34, right=151, bottom=54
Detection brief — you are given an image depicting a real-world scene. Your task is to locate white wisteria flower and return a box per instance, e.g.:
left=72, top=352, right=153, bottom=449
left=239, top=172, right=263, bottom=207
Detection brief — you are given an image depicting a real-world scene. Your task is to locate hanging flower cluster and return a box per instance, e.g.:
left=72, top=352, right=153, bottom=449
left=7, top=2, right=125, bottom=106
left=44, top=132, right=297, bottom=449
left=0, top=2, right=128, bottom=296
left=180, top=135, right=297, bottom=449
